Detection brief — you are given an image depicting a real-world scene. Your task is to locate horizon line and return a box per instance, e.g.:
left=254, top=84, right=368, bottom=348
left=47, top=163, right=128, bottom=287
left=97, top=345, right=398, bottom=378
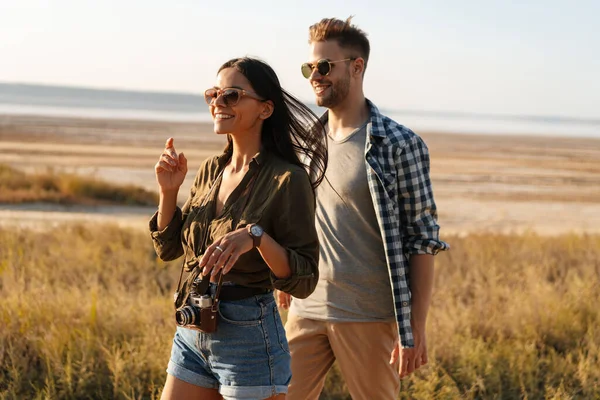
left=1, top=81, right=599, bottom=126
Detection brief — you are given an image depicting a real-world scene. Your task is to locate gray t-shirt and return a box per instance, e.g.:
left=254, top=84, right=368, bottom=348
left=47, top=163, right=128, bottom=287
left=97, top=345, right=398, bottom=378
left=291, top=123, right=395, bottom=321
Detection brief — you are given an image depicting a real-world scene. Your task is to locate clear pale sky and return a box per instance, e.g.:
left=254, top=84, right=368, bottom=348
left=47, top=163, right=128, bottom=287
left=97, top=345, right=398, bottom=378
left=1, top=0, right=598, bottom=118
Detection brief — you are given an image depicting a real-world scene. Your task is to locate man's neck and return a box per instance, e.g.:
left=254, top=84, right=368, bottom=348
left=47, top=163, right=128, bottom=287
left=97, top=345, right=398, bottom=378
left=327, top=94, right=370, bottom=140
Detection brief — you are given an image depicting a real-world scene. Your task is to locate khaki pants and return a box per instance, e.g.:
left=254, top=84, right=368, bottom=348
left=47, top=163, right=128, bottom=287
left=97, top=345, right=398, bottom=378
left=285, top=312, right=400, bottom=400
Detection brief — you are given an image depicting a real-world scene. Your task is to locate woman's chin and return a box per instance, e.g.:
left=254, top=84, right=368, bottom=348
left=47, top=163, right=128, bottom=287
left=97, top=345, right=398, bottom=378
left=212, top=121, right=232, bottom=135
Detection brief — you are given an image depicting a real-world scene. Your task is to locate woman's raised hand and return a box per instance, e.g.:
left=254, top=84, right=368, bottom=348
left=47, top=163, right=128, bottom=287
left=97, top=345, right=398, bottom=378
left=155, top=137, right=188, bottom=192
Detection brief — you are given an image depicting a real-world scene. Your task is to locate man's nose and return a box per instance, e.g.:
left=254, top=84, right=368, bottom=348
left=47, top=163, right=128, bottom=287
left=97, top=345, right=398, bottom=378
left=309, top=67, right=323, bottom=81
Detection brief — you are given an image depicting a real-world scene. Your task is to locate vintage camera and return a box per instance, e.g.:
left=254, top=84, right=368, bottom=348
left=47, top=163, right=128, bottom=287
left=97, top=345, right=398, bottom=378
left=174, top=280, right=219, bottom=333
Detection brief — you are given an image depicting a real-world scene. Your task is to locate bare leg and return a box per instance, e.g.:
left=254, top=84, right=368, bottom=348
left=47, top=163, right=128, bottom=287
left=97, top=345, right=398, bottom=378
left=160, top=374, right=222, bottom=400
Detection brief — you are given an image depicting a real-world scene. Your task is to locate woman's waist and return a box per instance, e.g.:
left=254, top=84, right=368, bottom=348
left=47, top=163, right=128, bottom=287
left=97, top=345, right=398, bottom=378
left=204, top=279, right=273, bottom=302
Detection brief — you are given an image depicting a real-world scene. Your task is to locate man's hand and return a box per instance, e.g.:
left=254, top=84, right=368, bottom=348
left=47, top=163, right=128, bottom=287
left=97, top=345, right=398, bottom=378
left=389, top=325, right=428, bottom=379
left=276, top=290, right=292, bottom=310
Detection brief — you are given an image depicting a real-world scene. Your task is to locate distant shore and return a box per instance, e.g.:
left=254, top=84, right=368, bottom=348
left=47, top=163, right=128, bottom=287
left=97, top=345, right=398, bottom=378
left=1, top=113, right=600, bottom=235
left=3, top=81, right=600, bottom=137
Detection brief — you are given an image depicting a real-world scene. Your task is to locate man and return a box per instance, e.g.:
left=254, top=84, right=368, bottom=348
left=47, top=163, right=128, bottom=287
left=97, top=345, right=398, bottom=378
left=277, top=17, right=449, bottom=399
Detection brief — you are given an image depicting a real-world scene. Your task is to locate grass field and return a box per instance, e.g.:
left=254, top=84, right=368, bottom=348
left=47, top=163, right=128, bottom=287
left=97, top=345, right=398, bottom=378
left=0, top=164, right=157, bottom=206
left=1, top=114, right=599, bottom=399
left=1, top=225, right=598, bottom=399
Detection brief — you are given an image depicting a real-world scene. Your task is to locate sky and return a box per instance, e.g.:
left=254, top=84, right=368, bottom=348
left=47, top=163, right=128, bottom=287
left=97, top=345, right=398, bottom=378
left=1, top=0, right=599, bottom=119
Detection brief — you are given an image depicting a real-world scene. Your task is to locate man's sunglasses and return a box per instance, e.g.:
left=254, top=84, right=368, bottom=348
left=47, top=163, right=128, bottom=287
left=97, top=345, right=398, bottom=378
left=204, top=87, right=265, bottom=107
left=301, top=58, right=356, bottom=79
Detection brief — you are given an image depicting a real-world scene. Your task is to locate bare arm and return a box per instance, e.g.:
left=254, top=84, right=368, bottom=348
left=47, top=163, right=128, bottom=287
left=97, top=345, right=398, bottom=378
left=149, top=137, right=190, bottom=261
left=390, top=254, right=435, bottom=379
left=409, top=254, right=435, bottom=331
left=154, top=137, right=187, bottom=230
left=199, top=229, right=292, bottom=279
left=256, top=233, right=292, bottom=279
left=157, top=189, right=179, bottom=231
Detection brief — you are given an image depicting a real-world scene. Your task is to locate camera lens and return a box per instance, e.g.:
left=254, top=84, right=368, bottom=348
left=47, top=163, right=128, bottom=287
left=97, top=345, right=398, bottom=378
left=175, top=306, right=199, bottom=326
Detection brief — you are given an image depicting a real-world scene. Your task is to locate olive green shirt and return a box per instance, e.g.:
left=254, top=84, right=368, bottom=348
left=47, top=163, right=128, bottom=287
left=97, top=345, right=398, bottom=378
left=149, top=150, right=319, bottom=299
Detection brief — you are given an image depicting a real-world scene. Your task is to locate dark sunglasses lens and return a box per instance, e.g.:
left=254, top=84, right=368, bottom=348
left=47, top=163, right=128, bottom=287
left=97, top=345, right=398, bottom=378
left=301, top=63, right=313, bottom=79
left=204, top=89, right=217, bottom=105
left=316, top=60, right=331, bottom=76
left=222, top=89, right=241, bottom=106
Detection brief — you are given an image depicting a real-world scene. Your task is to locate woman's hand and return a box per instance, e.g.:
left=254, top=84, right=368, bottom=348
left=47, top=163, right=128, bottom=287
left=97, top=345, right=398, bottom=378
left=155, top=137, right=188, bottom=192
left=199, top=227, right=254, bottom=277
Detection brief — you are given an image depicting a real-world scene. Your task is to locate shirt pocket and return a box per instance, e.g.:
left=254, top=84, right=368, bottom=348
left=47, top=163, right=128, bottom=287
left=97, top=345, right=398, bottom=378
left=235, top=195, right=270, bottom=230
left=380, top=163, right=398, bottom=205
left=367, top=153, right=398, bottom=209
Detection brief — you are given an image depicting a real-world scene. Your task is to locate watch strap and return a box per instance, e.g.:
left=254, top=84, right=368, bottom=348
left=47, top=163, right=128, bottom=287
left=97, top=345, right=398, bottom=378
left=247, top=224, right=262, bottom=248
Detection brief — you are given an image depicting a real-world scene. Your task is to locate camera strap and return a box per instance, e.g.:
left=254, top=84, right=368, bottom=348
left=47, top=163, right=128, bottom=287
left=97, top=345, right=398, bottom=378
left=211, top=163, right=261, bottom=309
left=174, top=168, right=224, bottom=310
left=175, top=159, right=262, bottom=310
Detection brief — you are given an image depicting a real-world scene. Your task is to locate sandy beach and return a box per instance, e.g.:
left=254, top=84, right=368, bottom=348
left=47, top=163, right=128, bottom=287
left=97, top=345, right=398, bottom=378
left=1, top=113, right=599, bottom=235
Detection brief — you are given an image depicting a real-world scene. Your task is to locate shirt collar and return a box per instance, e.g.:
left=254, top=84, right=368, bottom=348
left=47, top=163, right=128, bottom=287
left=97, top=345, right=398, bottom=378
left=215, top=147, right=269, bottom=170
left=319, top=99, right=387, bottom=138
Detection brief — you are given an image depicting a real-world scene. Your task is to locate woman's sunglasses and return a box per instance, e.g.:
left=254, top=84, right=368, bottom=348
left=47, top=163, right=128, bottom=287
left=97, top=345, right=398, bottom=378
left=204, top=87, right=265, bottom=107
left=301, top=58, right=356, bottom=79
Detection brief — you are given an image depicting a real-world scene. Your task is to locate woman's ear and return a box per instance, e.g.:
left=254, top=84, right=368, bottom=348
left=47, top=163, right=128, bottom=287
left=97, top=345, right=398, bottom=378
left=260, top=100, right=274, bottom=120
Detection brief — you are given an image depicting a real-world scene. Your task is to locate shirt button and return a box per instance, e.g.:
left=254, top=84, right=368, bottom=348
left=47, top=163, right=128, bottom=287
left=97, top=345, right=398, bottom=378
left=402, top=301, right=409, bottom=307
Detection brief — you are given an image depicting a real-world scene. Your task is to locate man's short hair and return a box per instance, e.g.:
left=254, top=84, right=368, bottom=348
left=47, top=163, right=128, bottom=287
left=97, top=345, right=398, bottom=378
left=308, top=16, right=370, bottom=71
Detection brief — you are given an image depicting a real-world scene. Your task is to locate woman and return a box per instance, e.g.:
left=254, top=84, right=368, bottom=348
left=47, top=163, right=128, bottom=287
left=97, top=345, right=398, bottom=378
left=150, top=57, right=327, bottom=400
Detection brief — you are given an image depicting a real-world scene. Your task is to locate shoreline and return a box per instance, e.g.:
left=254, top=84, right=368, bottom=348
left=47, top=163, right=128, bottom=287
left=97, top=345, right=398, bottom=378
left=2, top=112, right=600, bottom=142
left=1, top=113, right=599, bottom=236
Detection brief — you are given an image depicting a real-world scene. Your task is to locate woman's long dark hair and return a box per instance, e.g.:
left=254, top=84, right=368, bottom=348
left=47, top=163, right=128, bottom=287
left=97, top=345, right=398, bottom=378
left=218, top=57, right=327, bottom=189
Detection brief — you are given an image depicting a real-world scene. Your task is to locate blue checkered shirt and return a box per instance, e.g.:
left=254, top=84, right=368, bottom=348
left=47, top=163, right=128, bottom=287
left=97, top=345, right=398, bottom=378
left=320, top=100, right=449, bottom=348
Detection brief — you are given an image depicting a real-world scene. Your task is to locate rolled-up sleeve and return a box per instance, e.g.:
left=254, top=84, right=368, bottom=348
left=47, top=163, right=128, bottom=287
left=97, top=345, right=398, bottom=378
left=269, top=169, right=319, bottom=298
left=396, top=136, right=449, bottom=255
left=149, top=207, right=185, bottom=261
left=149, top=160, right=208, bottom=261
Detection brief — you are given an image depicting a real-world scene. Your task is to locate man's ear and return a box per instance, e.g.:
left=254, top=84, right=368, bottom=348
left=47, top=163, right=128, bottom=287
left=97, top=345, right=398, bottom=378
left=260, top=100, right=274, bottom=120
left=353, top=57, right=365, bottom=77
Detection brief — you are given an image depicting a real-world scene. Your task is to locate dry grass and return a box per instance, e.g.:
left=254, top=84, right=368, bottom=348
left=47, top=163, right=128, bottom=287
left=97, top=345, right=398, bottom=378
left=1, top=226, right=599, bottom=399
left=0, top=224, right=175, bottom=400
left=405, top=233, right=600, bottom=399
left=0, top=164, right=158, bottom=206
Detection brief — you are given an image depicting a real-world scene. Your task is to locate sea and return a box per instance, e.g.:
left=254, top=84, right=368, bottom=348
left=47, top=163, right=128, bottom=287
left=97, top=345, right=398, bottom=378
left=1, top=83, right=598, bottom=139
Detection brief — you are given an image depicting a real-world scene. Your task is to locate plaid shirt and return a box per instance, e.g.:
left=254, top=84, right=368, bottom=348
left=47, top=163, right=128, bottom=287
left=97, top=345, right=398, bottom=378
left=321, top=100, right=449, bottom=348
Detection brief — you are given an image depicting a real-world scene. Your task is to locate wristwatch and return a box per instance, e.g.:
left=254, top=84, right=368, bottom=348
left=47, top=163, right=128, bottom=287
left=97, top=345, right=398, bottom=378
left=247, top=224, right=264, bottom=248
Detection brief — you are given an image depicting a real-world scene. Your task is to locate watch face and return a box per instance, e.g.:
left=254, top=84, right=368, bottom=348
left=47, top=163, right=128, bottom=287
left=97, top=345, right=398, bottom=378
left=250, top=225, right=263, bottom=236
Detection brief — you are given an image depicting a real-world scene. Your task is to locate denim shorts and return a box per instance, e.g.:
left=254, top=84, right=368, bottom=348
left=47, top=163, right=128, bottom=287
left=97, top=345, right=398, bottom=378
left=166, top=289, right=291, bottom=399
